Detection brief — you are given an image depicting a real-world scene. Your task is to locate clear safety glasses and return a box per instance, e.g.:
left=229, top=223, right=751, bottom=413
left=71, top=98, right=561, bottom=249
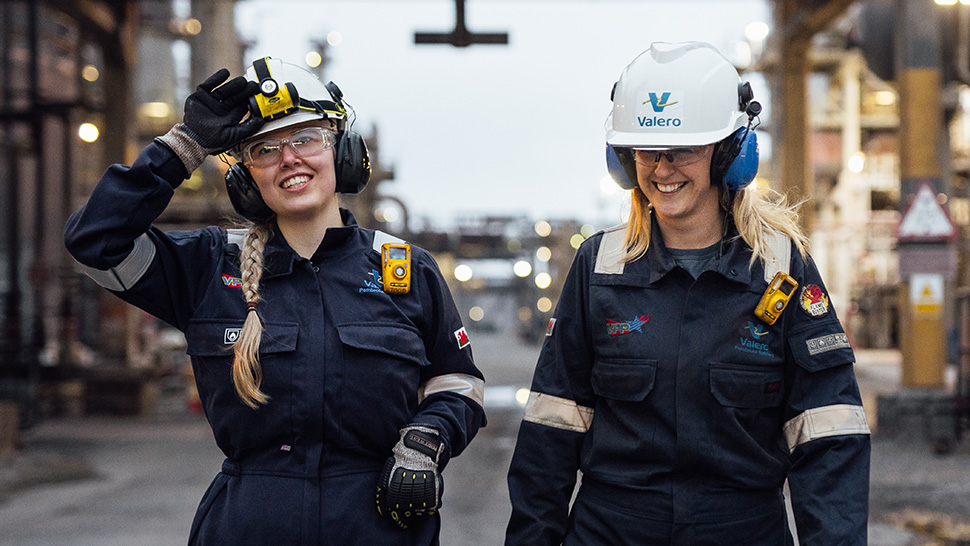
left=243, top=127, right=336, bottom=168
left=633, top=146, right=709, bottom=168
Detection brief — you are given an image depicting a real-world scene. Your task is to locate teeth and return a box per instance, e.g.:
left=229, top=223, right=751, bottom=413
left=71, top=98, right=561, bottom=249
left=281, top=175, right=309, bottom=189
left=656, top=182, right=686, bottom=193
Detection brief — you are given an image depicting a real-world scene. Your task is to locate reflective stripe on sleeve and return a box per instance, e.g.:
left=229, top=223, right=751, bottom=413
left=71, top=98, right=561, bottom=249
left=783, top=403, right=871, bottom=453
left=73, top=233, right=156, bottom=292
left=523, top=391, right=594, bottom=433
left=419, top=373, right=485, bottom=407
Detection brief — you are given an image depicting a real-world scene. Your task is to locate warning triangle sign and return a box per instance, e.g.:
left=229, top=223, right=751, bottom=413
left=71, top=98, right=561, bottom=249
left=897, top=183, right=957, bottom=241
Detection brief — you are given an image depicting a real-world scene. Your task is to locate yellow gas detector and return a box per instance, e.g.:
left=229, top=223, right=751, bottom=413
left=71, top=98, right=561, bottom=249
left=381, top=243, right=411, bottom=295
left=754, top=271, right=798, bottom=325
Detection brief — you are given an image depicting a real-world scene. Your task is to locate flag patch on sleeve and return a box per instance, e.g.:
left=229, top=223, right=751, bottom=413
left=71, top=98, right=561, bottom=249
left=454, top=327, right=470, bottom=349
left=546, top=318, right=557, bottom=337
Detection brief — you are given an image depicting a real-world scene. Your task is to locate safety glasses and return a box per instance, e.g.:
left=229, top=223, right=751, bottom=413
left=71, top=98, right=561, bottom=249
left=242, top=127, right=336, bottom=168
left=633, top=146, right=709, bottom=168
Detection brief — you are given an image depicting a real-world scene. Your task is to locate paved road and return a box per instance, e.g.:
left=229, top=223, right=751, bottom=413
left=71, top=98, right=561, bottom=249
left=0, top=333, right=960, bottom=545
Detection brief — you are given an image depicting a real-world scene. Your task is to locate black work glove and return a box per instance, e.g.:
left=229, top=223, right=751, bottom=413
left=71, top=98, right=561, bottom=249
left=182, top=68, right=264, bottom=152
left=376, top=425, right=445, bottom=529
left=156, top=69, right=265, bottom=175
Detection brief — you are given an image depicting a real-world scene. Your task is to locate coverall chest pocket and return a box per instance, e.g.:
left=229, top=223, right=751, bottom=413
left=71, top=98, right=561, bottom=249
left=709, top=362, right=785, bottom=409
left=335, top=322, right=429, bottom=452
left=591, top=359, right=657, bottom=401
left=185, top=319, right=300, bottom=450
left=587, top=359, right=659, bottom=460
left=709, top=362, right=786, bottom=456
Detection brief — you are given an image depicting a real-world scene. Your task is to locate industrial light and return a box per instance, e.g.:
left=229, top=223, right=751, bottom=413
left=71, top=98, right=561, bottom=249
left=454, top=264, right=473, bottom=282
left=513, top=260, right=532, bottom=277
left=306, top=51, right=323, bottom=68
left=536, top=246, right=551, bottom=262
left=78, top=123, right=99, bottom=143
left=534, top=220, right=551, bottom=237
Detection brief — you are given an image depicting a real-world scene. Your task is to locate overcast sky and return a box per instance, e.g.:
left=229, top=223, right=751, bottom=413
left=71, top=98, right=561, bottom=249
left=234, top=0, right=770, bottom=229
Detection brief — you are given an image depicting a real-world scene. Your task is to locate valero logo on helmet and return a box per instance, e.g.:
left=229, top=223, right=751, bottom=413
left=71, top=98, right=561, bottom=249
left=638, top=91, right=682, bottom=127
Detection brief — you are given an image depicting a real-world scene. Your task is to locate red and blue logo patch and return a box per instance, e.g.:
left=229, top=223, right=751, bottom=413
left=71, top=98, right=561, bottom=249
left=606, top=315, right=648, bottom=336
left=222, top=274, right=242, bottom=287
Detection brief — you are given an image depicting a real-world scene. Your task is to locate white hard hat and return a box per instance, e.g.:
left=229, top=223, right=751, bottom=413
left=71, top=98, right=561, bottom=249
left=244, top=57, right=347, bottom=138
left=605, top=42, right=747, bottom=148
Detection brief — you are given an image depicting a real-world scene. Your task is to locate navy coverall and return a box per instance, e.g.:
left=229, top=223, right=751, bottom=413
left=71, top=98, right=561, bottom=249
left=506, top=220, right=870, bottom=546
left=64, top=141, right=486, bottom=545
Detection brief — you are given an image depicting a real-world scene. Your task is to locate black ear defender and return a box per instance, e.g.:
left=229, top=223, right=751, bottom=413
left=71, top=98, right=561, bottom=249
left=710, top=81, right=762, bottom=191
left=325, top=81, right=371, bottom=194
left=225, top=163, right=276, bottom=223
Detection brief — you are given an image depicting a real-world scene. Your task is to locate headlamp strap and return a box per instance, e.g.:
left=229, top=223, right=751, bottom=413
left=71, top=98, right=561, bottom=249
left=253, top=57, right=275, bottom=94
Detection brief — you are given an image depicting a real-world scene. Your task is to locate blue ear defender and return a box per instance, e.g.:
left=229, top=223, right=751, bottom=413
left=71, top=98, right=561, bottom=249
left=713, top=127, right=759, bottom=191
left=606, top=145, right=638, bottom=190
left=605, top=129, right=759, bottom=192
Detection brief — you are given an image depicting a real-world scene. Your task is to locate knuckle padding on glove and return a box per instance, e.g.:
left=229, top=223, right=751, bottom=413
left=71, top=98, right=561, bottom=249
left=376, top=426, right=445, bottom=528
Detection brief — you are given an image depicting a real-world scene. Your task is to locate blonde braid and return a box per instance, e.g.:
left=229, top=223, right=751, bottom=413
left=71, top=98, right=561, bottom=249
left=232, top=224, right=272, bottom=408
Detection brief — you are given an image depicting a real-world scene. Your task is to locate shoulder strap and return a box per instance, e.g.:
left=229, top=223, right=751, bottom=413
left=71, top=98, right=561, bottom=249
left=762, top=230, right=791, bottom=282
left=593, top=224, right=628, bottom=275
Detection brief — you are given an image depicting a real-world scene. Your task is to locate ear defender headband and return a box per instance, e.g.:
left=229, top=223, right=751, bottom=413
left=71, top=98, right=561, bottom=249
left=710, top=82, right=762, bottom=192
left=605, top=81, right=762, bottom=192
left=325, top=81, right=371, bottom=195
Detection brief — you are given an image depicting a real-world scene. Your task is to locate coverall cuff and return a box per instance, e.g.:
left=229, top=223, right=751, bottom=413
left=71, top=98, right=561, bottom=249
left=155, top=123, right=215, bottom=175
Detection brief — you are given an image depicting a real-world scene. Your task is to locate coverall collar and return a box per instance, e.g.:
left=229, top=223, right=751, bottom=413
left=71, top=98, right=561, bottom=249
left=642, top=213, right=753, bottom=286
left=261, top=208, right=360, bottom=279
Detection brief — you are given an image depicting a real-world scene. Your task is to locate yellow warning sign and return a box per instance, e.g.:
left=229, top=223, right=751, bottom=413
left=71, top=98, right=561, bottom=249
left=910, top=273, right=943, bottom=315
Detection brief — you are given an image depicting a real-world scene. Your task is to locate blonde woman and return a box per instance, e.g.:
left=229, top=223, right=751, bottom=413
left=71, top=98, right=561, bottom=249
left=65, top=58, right=485, bottom=545
left=506, top=42, right=870, bottom=546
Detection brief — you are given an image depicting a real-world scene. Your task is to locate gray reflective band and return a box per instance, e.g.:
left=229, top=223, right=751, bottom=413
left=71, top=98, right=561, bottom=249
left=419, top=373, right=485, bottom=408
left=523, top=391, right=594, bottom=433
left=594, top=225, right=627, bottom=275
left=74, top=233, right=156, bottom=292
left=373, top=230, right=405, bottom=253
left=226, top=228, right=247, bottom=247
left=783, top=404, right=870, bottom=453
left=763, top=230, right=791, bottom=282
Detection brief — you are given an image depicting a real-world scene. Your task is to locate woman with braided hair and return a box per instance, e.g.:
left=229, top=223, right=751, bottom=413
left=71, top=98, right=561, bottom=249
left=65, top=57, right=485, bottom=545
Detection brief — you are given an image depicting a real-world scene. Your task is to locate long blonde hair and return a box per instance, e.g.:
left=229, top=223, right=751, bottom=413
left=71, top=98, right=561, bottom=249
left=622, top=185, right=809, bottom=266
left=232, top=223, right=273, bottom=408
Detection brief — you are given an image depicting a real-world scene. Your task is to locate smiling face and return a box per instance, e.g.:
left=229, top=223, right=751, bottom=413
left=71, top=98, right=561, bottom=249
left=634, top=144, right=723, bottom=234
left=243, top=120, right=339, bottom=225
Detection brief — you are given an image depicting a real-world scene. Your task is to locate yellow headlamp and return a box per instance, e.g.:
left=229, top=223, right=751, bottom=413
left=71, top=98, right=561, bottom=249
left=248, top=57, right=300, bottom=120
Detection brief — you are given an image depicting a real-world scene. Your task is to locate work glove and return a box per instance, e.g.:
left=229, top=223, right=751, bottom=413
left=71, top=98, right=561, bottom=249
left=156, top=69, right=264, bottom=174
left=376, top=425, right=446, bottom=529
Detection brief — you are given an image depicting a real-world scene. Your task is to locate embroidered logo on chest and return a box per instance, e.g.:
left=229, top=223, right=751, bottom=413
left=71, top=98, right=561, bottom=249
left=222, top=274, right=242, bottom=288
left=606, top=315, right=648, bottom=336
left=734, top=321, right=775, bottom=357
left=359, top=269, right=384, bottom=294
